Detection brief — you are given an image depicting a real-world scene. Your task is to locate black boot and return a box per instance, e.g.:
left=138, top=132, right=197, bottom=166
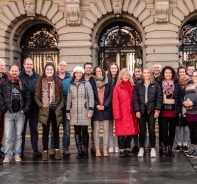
left=75, top=134, right=83, bottom=159
left=163, top=146, right=169, bottom=157
left=169, top=145, right=175, bottom=157
left=82, top=134, right=89, bottom=159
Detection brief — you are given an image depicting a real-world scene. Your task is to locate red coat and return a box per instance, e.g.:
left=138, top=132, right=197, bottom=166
left=112, top=82, right=139, bottom=136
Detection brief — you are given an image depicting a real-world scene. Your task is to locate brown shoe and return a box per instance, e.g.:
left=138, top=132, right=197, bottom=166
left=95, top=146, right=101, bottom=157
left=42, top=151, right=48, bottom=161
left=55, top=149, right=62, bottom=160
left=63, top=149, right=71, bottom=155
left=49, top=149, right=55, bottom=156
left=103, top=146, right=109, bottom=157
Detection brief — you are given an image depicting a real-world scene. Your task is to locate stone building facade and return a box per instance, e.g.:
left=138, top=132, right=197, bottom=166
left=0, top=0, right=197, bottom=73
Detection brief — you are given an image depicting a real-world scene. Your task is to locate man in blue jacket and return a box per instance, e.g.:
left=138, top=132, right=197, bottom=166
left=50, top=60, right=72, bottom=155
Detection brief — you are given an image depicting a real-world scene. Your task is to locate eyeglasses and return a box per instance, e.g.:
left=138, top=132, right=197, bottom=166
left=85, top=67, right=92, bottom=69
left=192, top=75, right=197, bottom=77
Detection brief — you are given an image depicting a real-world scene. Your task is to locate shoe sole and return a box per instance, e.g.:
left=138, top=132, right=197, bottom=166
left=174, top=150, right=182, bottom=152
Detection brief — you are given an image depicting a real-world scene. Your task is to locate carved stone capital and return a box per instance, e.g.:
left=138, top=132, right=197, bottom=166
left=24, top=0, right=36, bottom=17
left=111, top=0, right=123, bottom=15
left=154, top=0, right=169, bottom=23
left=65, top=0, right=80, bottom=26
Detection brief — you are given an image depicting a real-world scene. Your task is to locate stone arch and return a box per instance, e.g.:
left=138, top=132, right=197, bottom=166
left=0, top=0, right=65, bottom=68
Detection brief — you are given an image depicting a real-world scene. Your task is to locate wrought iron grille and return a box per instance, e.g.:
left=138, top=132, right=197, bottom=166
left=179, top=20, right=197, bottom=66
left=21, top=24, right=59, bottom=73
left=98, top=22, right=142, bottom=72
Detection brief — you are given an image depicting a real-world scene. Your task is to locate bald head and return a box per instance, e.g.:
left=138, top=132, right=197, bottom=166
left=58, top=61, right=67, bottom=74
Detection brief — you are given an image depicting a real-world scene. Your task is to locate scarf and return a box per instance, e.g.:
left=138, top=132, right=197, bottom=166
left=42, top=78, right=55, bottom=108
left=92, top=75, right=108, bottom=91
left=7, top=75, right=23, bottom=90
left=121, top=81, right=132, bottom=97
left=179, top=75, right=190, bottom=89
left=162, top=80, right=175, bottom=95
left=132, top=75, right=142, bottom=84
left=73, top=79, right=81, bottom=87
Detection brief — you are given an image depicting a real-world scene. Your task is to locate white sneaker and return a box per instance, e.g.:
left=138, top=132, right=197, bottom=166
left=150, top=148, right=156, bottom=158
left=114, top=147, right=119, bottom=153
left=15, top=156, right=22, bottom=162
left=3, top=157, right=10, bottom=163
left=138, top=148, right=144, bottom=158
left=108, top=147, right=114, bottom=153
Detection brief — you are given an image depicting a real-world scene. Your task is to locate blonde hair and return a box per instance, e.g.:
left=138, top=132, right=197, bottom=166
left=142, top=67, right=154, bottom=83
left=117, top=68, right=134, bottom=84
left=0, top=59, right=5, bottom=66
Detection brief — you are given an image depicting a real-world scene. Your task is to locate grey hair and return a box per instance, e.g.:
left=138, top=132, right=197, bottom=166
left=0, top=59, right=5, bottom=66
left=152, top=62, right=162, bottom=70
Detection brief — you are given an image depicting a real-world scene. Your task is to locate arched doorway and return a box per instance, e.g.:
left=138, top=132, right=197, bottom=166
left=21, top=24, right=59, bottom=73
left=179, top=19, right=197, bottom=67
left=98, top=22, right=142, bottom=72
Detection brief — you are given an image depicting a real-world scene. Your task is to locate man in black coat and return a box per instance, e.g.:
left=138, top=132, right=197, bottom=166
left=19, top=57, right=41, bottom=158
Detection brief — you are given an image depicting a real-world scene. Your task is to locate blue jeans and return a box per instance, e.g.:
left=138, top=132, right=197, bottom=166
left=175, top=126, right=190, bottom=145
left=4, top=112, right=25, bottom=159
left=50, top=109, right=70, bottom=149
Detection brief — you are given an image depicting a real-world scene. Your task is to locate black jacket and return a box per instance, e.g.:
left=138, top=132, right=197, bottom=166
left=19, top=70, right=40, bottom=109
left=3, top=79, right=31, bottom=113
left=0, top=73, right=7, bottom=112
left=89, top=77, right=113, bottom=121
left=133, top=81, right=162, bottom=114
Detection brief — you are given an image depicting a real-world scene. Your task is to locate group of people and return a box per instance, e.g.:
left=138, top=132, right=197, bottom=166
left=0, top=58, right=197, bottom=163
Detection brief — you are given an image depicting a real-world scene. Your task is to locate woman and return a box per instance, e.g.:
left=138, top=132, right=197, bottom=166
left=89, top=66, right=113, bottom=157
left=134, top=68, right=162, bottom=158
left=107, top=62, right=119, bottom=153
left=112, top=68, right=139, bottom=157
left=158, top=66, right=182, bottom=157
left=175, top=65, right=193, bottom=152
left=35, top=62, right=64, bottom=161
left=66, top=66, right=94, bottom=159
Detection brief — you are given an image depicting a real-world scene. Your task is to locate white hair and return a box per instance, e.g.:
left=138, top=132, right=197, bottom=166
left=152, top=62, right=162, bottom=70
left=0, top=59, right=5, bottom=66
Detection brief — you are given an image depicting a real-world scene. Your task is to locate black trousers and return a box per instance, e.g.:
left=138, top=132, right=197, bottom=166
left=118, top=136, right=132, bottom=149
left=42, top=110, right=59, bottom=150
left=158, top=117, right=162, bottom=142
left=188, top=121, right=197, bottom=145
left=138, top=108, right=156, bottom=148
left=74, top=125, right=89, bottom=137
left=161, top=117, right=176, bottom=146
left=22, top=108, right=39, bottom=152
left=0, top=113, right=4, bottom=147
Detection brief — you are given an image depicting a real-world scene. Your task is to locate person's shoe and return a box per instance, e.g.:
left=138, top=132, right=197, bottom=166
left=125, top=149, right=133, bottom=156
left=63, top=149, right=71, bottom=155
left=95, top=146, right=101, bottom=157
left=42, top=151, right=48, bottom=161
left=119, top=150, right=126, bottom=157
left=15, top=156, right=22, bottom=162
left=108, top=147, right=114, bottom=153
left=150, top=148, right=156, bottom=158
left=103, top=146, right=109, bottom=157
left=3, top=157, right=10, bottom=163
left=159, top=141, right=165, bottom=149
left=55, top=149, right=62, bottom=160
left=168, top=145, right=175, bottom=157
left=182, top=145, right=189, bottom=153
left=174, top=145, right=182, bottom=152
left=163, top=146, right=169, bottom=157
left=33, top=150, right=42, bottom=157
left=190, top=150, right=197, bottom=158
left=132, top=145, right=139, bottom=153
left=187, top=145, right=196, bottom=157
left=114, top=147, right=119, bottom=153
left=49, top=149, right=55, bottom=156
left=0, top=149, right=5, bottom=158
left=138, top=148, right=144, bottom=158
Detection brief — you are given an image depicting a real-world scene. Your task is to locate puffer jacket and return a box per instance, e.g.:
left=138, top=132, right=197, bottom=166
left=66, top=81, right=94, bottom=126
left=133, top=81, right=162, bottom=114
left=3, top=78, right=31, bottom=113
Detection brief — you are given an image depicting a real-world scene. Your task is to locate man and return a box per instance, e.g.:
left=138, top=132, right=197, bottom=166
left=0, top=59, right=7, bottom=158
left=19, top=57, right=41, bottom=158
left=187, top=64, right=195, bottom=79
left=84, top=62, right=95, bottom=152
left=152, top=62, right=162, bottom=82
left=50, top=60, right=72, bottom=155
left=152, top=62, right=164, bottom=149
left=3, top=64, right=31, bottom=162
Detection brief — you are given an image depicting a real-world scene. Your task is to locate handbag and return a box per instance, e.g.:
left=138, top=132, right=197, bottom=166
left=49, top=101, right=59, bottom=110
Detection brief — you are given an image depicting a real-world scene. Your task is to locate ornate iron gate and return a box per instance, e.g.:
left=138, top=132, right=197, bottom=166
left=21, top=24, right=59, bottom=74
left=179, top=20, right=197, bottom=67
left=98, top=22, right=142, bottom=72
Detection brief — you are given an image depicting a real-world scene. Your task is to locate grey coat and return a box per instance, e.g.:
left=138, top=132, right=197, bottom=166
left=66, top=81, right=94, bottom=126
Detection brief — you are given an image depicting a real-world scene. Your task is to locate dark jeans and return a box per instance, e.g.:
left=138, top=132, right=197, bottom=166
left=22, top=108, right=39, bottom=152
left=118, top=136, right=132, bottom=150
left=161, top=117, right=176, bottom=146
left=188, top=121, right=197, bottom=145
left=138, top=108, right=156, bottom=148
left=0, top=113, right=4, bottom=147
left=42, top=110, right=59, bottom=150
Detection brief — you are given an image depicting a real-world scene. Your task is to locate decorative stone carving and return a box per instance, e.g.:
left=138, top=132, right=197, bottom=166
left=111, top=0, right=123, bottom=15
left=65, top=0, right=80, bottom=25
left=24, top=0, right=36, bottom=16
left=154, top=0, right=169, bottom=23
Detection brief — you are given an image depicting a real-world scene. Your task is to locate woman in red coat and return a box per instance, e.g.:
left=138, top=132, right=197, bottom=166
left=112, top=68, right=139, bottom=157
